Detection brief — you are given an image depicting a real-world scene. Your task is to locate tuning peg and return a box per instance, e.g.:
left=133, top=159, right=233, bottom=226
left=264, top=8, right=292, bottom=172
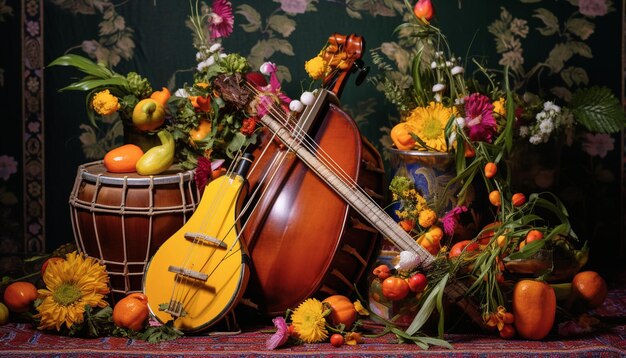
left=354, top=59, right=370, bottom=86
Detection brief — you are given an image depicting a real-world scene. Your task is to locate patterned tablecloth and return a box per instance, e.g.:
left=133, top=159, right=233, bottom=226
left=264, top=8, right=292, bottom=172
left=1, top=289, right=624, bottom=357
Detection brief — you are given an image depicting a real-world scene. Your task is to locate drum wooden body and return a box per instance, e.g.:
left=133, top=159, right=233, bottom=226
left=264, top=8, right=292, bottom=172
left=69, top=161, right=199, bottom=301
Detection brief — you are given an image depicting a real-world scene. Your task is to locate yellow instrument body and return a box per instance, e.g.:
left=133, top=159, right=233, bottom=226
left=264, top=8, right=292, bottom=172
left=143, top=174, right=249, bottom=332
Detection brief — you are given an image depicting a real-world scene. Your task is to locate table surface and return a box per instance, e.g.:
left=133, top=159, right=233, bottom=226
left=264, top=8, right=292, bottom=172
left=1, top=288, right=624, bottom=357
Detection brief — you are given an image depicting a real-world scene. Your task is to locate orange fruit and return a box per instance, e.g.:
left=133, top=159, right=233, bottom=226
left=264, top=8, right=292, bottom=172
left=103, top=144, right=144, bottom=173
left=448, top=240, right=480, bottom=258
left=484, top=162, right=497, bottom=178
left=512, top=193, right=526, bottom=206
left=571, top=271, right=608, bottom=308
left=512, top=280, right=556, bottom=340
left=488, top=190, right=501, bottom=207
left=519, top=229, right=543, bottom=250
left=3, top=281, right=38, bottom=313
left=112, top=293, right=149, bottom=331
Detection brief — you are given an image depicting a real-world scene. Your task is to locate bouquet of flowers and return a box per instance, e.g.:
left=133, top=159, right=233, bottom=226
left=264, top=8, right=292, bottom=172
left=48, top=0, right=275, bottom=176
left=369, top=0, right=623, bottom=340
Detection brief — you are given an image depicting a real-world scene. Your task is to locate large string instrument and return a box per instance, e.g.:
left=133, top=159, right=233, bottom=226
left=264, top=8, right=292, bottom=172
left=143, top=34, right=435, bottom=331
left=240, top=34, right=434, bottom=316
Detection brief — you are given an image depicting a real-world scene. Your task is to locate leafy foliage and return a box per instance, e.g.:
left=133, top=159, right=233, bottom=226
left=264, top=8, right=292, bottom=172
left=570, top=87, right=626, bottom=133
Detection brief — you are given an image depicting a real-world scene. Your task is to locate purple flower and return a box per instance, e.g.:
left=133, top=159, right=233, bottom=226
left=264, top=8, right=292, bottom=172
left=579, top=0, right=608, bottom=17
left=463, top=93, right=498, bottom=143
left=440, top=206, right=468, bottom=236
left=279, top=0, right=310, bottom=14
left=209, top=0, right=234, bottom=39
left=266, top=316, right=289, bottom=350
left=582, top=133, right=614, bottom=158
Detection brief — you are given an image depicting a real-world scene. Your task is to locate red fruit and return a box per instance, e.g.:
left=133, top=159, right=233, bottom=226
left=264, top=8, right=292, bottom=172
left=41, top=257, right=64, bottom=275
left=330, top=333, right=344, bottom=347
left=407, top=273, right=428, bottom=293
left=499, top=324, right=516, bottom=339
left=512, top=193, right=526, bottom=207
left=381, top=277, right=410, bottom=301
left=413, top=0, right=434, bottom=21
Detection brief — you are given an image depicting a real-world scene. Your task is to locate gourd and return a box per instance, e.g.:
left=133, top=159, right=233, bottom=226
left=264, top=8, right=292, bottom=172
left=136, top=130, right=175, bottom=175
left=390, top=122, right=418, bottom=150
left=322, top=295, right=357, bottom=329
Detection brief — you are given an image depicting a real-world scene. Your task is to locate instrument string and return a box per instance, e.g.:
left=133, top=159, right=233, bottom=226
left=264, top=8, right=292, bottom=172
left=244, top=83, right=425, bottom=256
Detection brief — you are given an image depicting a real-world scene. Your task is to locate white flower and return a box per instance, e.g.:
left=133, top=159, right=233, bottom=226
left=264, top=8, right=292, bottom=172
left=539, top=120, right=554, bottom=134
left=300, top=91, right=316, bottom=106
left=447, top=130, right=457, bottom=147
left=219, top=53, right=228, bottom=58
left=455, top=117, right=466, bottom=128
left=209, top=43, right=222, bottom=53
left=543, top=101, right=561, bottom=113
left=289, top=100, right=304, bottom=112
left=454, top=97, right=465, bottom=105
left=395, top=251, right=421, bottom=271
left=432, top=83, right=446, bottom=92
left=519, top=126, right=530, bottom=137
left=174, top=88, right=189, bottom=98
left=529, top=134, right=544, bottom=145
left=451, top=66, right=464, bottom=75
left=260, top=62, right=277, bottom=76
left=197, top=56, right=215, bottom=71
left=434, top=93, right=442, bottom=102
left=196, top=52, right=204, bottom=61
left=445, top=61, right=453, bottom=67
left=430, top=61, right=437, bottom=69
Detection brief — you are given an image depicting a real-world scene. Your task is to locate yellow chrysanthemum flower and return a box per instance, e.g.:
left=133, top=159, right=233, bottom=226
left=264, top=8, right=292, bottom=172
left=418, top=208, right=438, bottom=228
left=290, top=298, right=328, bottom=343
left=35, top=251, right=110, bottom=331
left=353, top=300, right=369, bottom=316
left=493, top=98, right=506, bottom=117
left=405, top=102, right=456, bottom=152
left=91, top=89, right=120, bottom=116
left=304, top=56, right=328, bottom=80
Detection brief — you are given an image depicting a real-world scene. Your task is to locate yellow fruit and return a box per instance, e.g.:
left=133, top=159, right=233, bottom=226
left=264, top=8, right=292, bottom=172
left=132, top=98, right=166, bottom=132
left=0, top=302, right=9, bottom=325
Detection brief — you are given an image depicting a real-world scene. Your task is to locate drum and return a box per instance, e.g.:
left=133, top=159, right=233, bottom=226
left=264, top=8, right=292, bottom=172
left=69, top=161, right=199, bottom=301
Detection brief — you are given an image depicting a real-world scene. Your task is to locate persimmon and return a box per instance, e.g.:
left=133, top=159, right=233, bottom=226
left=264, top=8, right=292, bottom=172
left=103, top=144, right=144, bottom=173
left=323, top=295, right=357, bottom=329
left=381, top=277, right=410, bottom=301
left=3, top=281, right=38, bottom=313
left=571, top=271, right=608, bottom=308
left=112, top=293, right=149, bottom=331
left=512, top=280, right=556, bottom=340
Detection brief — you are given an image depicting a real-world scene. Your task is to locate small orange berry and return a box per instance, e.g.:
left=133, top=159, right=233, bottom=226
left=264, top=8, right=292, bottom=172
left=512, top=193, right=526, bottom=207
left=489, top=190, right=501, bottom=207
left=484, top=162, right=497, bottom=179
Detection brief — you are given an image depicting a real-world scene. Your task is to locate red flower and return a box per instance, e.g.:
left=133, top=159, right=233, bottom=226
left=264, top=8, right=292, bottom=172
left=194, top=156, right=213, bottom=195
left=240, top=117, right=258, bottom=136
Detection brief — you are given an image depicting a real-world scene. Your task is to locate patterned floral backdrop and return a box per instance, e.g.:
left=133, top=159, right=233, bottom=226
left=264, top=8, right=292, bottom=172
left=0, top=0, right=624, bottom=274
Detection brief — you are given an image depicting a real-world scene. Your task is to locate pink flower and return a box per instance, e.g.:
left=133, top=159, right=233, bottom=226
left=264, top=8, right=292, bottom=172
left=581, top=133, right=614, bottom=158
left=209, top=0, right=234, bottom=39
left=440, top=206, right=468, bottom=236
left=463, top=93, right=497, bottom=143
left=579, top=0, right=608, bottom=17
left=0, top=155, right=18, bottom=181
left=266, top=316, right=289, bottom=350
left=279, top=0, right=309, bottom=14
left=252, top=62, right=291, bottom=117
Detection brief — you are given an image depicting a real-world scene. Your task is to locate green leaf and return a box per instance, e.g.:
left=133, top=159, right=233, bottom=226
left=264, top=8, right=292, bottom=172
left=417, top=336, right=454, bottom=349
left=570, top=86, right=626, bottom=133
left=405, top=273, right=449, bottom=336
left=235, top=4, right=261, bottom=32
left=545, top=43, right=573, bottom=73
left=267, top=15, right=296, bottom=38
left=560, top=66, right=589, bottom=87
left=48, top=54, right=114, bottom=79
left=533, top=8, right=559, bottom=36
left=59, top=77, right=130, bottom=92
left=565, top=18, right=595, bottom=40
